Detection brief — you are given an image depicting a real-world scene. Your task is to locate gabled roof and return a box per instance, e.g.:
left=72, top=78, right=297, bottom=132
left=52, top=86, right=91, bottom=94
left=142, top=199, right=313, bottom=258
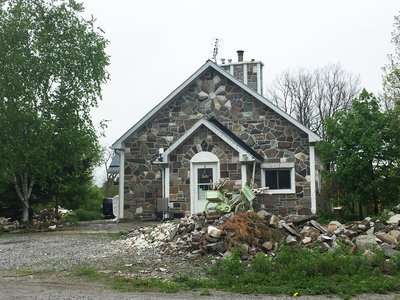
left=153, top=118, right=262, bottom=164
left=112, top=60, right=320, bottom=149
left=207, top=117, right=263, bottom=161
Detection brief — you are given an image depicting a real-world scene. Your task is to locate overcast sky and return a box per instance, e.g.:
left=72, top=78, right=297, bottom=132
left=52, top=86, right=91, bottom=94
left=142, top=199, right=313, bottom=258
left=81, top=0, right=400, bottom=183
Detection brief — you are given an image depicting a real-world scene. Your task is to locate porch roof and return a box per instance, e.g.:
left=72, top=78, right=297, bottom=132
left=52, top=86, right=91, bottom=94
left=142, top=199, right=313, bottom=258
left=153, top=118, right=263, bottom=164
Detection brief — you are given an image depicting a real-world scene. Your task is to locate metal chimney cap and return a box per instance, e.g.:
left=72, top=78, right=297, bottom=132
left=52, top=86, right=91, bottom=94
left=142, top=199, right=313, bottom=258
left=237, top=50, right=244, bottom=62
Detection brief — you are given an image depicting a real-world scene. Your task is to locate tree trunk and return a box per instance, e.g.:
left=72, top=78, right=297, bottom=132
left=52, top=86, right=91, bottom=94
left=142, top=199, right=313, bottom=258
left=55, top=184, right=59, bottom=215
left=13, top=173, right=34, bottom=222
left=358, top=202, right=363, bottom=220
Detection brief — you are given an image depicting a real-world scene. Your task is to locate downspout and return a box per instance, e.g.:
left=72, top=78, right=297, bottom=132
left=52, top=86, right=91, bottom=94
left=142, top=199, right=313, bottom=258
left=251, top=161, right=256, bottom=187
left=165, top=166, right=170, bottom=212
left=241, top=164, right=247, bottom=186
left=161, top=166, right=169, bottom=219
left=161, top=167, right=165, bottom=198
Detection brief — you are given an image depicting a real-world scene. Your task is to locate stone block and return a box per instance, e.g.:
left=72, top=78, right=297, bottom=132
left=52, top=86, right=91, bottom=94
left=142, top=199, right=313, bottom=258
left=297, top=207, right=311, bottom=215
left=355, top=235, right=378, bottom=249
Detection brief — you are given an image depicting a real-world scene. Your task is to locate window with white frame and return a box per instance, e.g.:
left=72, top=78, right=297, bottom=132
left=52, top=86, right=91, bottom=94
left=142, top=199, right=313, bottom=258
left=261, top=162, right=295, bottom=194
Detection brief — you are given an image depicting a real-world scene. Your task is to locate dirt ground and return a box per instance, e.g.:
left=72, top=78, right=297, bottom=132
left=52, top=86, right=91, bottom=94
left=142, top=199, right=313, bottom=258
left=1, top=219, right=400, bottom=300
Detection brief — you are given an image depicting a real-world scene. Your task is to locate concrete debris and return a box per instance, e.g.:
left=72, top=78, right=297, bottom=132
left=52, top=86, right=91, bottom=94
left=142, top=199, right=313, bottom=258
left=387, top=214, right=400, bottom=225
left=0, top=217, right=19, bottom=232
left=118, top=210, right=400, bottom=260
left=0, top=207, right=75, bottom=232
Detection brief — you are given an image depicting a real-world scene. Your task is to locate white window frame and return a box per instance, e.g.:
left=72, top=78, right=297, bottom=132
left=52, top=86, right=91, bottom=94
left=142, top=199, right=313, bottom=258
left=261, top=162, right=295, bottom=194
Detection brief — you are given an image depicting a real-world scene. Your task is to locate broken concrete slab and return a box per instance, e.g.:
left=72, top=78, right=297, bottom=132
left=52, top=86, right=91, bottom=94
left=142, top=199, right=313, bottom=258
left=387, top=214, right=400, bottom=225
left=355, top=235, right=379, bottom=249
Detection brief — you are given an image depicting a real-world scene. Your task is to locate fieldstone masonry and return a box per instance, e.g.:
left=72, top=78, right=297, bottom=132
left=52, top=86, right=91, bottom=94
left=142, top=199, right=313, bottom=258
left=123, top=67, right=316, bottom=219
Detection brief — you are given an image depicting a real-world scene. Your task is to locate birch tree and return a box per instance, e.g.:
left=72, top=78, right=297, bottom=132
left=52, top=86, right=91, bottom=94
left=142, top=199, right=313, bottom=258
left=0, top=0, right=109, bottom=221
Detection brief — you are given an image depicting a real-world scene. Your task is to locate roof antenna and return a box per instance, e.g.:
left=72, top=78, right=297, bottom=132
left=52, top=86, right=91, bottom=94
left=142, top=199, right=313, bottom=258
left=211, top=38, right=222, bottom=63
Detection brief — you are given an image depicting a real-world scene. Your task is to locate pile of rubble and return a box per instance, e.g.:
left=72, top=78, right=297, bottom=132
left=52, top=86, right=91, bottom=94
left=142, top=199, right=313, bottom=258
left=119, top=210, right=400, bottom=259
left=0, top=207, right=74, bottom=232
left=32, top=207, right=73, bottom=230
left=0, top=217, right=19, bottom=232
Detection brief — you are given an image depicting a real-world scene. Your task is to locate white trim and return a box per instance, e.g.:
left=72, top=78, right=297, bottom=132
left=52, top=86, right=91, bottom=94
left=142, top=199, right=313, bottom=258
left=241, top=164, right=247, bottom=186
left=161, top=167, right=164, bottom=197
left=261, top=167, right=295, bottom=194
left=243, top=64, right=248, bottom=85
left=261, top=162, right=295, bottom=169
left=310, top=145, right=317, bottom=214
left=257, top=63, right=262, bottom=95
left=111, top=60, right=320, bottom=149
left=155, top=118, right=258, bottom=163
left=191, top=151, right=219, bottom=163
left=118, top=150, right=125, bottom=219
left=190, top=152, right=220, bottom=214
left=165, top=166, right=170, bottom=208
left=219, top=60, right=263, bottom=67
left=229, top=65, right=234, bottom=75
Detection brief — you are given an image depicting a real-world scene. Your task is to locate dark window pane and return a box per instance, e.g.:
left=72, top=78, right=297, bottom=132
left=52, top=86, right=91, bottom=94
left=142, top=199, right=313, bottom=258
left=265, top=170, right=278, bottom=189
left=278, top=170, right=291, bottom=189
left=198, top=168, right=213, bottom=184
left=265, top=169, right=292, bottom=190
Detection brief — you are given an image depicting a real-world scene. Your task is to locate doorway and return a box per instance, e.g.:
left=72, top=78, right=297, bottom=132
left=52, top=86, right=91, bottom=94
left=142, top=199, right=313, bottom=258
left=190, top=152, right=220, bottom=214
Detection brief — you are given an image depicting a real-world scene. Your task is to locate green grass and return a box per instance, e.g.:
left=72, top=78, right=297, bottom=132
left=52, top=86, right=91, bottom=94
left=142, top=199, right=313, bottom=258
left=112, top=277, right=180, bottom=293
left=73, top=244, right=400, bottom=299
left=205, top=245, right=400, bottom=299
left=74, top=266, right=101, bottom=280
left=0, top=231, right=30, bottom=238
left=200, top=289, right=212, bottom=296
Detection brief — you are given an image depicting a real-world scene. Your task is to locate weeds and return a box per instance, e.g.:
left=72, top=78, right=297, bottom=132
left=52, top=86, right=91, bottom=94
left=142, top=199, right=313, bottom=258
left=75, top=244, right=400, bottom=299
left=205, top=244, right=400, bottom=298
left=200, top=289, right=211, bottom=296
left=74, top=266, right=100, bottom=280
left=112, top=277, right=179, bottom=293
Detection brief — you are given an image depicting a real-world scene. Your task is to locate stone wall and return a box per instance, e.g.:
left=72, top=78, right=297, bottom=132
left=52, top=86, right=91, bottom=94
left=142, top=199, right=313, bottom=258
left=168, top=127, right=242, bottom=216
left=123, top=67, right=312, bottom=219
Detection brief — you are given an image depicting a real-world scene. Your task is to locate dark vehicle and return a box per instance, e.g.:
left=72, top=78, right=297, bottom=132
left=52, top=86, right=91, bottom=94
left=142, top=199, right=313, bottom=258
left=102, top=198, right=115, bottom=219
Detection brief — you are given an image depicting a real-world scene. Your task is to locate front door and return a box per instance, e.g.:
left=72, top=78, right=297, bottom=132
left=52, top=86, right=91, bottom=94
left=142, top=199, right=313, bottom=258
left=193, top=163, right=217, bottom=213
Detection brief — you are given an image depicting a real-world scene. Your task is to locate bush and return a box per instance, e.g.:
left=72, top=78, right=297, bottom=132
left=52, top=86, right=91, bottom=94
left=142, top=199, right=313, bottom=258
left=317, top=210, right=360, bottom=225
left=74, top=208, right=102, bottom=221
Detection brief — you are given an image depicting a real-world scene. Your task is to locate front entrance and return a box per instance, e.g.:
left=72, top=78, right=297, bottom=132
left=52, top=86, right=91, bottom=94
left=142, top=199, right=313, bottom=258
left=190, top=151, right=220, bottom=214
left=192, top=163, right=217, bottom=213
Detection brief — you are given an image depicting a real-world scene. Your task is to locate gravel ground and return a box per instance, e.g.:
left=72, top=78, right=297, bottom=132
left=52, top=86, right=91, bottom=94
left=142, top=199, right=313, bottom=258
left=1, top=219, right=400, bottom=300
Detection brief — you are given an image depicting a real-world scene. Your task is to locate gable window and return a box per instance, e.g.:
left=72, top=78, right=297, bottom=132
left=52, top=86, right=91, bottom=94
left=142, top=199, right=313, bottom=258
left=261, top=163, right=295, bottom=194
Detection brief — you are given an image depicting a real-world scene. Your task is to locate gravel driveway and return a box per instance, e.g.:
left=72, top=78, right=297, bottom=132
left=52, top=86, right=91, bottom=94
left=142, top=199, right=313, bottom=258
left=1, top=220, right=400, bottom=300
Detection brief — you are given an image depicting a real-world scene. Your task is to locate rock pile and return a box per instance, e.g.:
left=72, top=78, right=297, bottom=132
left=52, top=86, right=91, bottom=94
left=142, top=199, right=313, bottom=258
left=120, top=210, right=400, bottom=259
left=0, top=217, right=19, bottom=232
left=0, top=207, right=74, bottom=232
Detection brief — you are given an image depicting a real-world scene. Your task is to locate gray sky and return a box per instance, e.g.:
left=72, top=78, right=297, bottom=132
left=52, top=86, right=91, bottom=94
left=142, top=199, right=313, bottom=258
left=82, top=0, right=400, bottom=183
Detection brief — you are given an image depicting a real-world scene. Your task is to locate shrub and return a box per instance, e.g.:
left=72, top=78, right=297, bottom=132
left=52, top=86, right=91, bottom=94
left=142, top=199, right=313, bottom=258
left=74, top=208, right=101, bottom=221
left=204, top=243, right=400, bottom=298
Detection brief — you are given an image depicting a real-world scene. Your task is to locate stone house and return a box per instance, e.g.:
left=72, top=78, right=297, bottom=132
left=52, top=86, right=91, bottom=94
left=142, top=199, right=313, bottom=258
left=111, top=51, right=322, bottom=220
